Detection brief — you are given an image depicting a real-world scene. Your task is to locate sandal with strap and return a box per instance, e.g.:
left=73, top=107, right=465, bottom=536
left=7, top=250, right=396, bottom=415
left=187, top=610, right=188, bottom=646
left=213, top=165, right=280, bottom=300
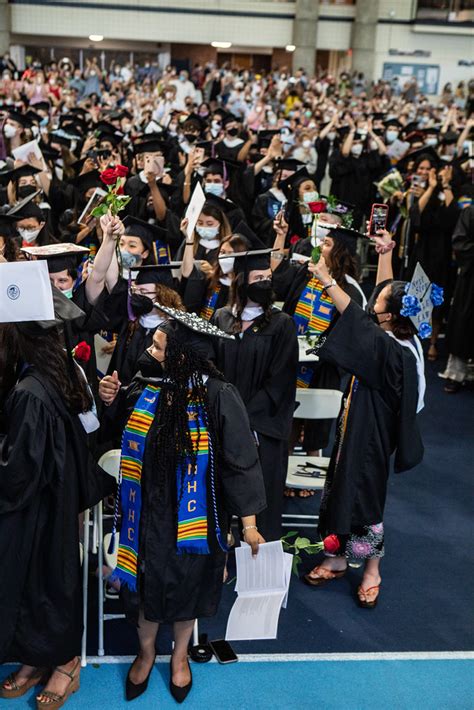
left=357, top=584, right=381, bottom=608
left=303, top=565, right=347, bottom=587
left=0, top=668, right=49, bottom=699
left=36, top=658, right=80, bottom=710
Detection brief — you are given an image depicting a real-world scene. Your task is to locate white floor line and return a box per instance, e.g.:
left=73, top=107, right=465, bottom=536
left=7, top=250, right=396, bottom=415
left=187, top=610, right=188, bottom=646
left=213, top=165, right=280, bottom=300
left=86, top=651, right=474, bottom=665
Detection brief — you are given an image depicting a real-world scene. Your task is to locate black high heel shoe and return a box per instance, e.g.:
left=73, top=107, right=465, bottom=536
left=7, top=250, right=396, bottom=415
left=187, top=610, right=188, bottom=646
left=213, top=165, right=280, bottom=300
left=125, top=655, right=155, bottom=701
left=169, top=656, right=192, bottom=703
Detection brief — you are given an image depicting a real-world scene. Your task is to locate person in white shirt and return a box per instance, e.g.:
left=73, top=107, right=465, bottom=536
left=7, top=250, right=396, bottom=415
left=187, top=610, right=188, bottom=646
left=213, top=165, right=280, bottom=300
left=169, top=70, right=196, bottom=110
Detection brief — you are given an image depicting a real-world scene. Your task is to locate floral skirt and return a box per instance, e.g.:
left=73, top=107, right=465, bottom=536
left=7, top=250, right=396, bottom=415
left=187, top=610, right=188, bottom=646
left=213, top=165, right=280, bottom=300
left=325, top=523, right=385, bottom=560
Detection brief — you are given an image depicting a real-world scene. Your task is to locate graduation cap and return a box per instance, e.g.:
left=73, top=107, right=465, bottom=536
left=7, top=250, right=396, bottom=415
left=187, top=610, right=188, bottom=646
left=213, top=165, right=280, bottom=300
left=327, top=226, right=364, bottom=256
left=123, top=215, right=167, bottom=249
left=230, top=247, right=274, bottom=277
left=133, top=138, right=168, bottom=156
left=49, top=132, right=74, bottom=148
left=33, top=101, right=52, bottom=114
left=97, top=131, right=124, bottom=147
left=222, top=113, right=240, bottom=126
left=195, top=139, right=214, bottom=156
left=420, top=126, right=440, bottom=136
left=275, top=158, right=304, bottom=173
left=16, top=284, right=86, bottom=337
left=384, top=118, right=403, bottom=129
left=133, top=262, right=182, bottom=287
left=403, top=262, right=443, bottom=339
left=156, top=304, right=234, bottom=342
left=182, top=113, right=208, bottom=134
left=7, top=190, right=44, bottom=221
left=202, top=194, right=237, bottom=216
left=257, top=129, right=279, bottom=149
left=397, top=146, right=441, bottom=173
left=2, top=164, right=42, bottom=183
left=0, top=212, right=17, bottom=235
left=232, top=220, right=265, bottom=250
left=278, top=167, right=314, bottom=196
left=72, top=169, right=103, bottom=193
left=21, top=243, right=89, bottom=274
left=25, top=109, right=43, bottom=125
left=7, top=110, right=34, bottom=129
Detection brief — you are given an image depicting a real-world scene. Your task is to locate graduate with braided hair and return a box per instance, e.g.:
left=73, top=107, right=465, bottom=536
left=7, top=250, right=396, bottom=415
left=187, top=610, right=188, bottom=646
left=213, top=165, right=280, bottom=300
left=98, top=307, right=265, bottom=704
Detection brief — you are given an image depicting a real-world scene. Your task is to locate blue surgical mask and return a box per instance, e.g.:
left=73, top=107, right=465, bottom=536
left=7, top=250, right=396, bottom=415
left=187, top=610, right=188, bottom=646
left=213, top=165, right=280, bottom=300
left=204, top=182, right=225, bottom=197
left=120, top=250, right=140, bottom=269
left=196, top=225, right=220, bottom=240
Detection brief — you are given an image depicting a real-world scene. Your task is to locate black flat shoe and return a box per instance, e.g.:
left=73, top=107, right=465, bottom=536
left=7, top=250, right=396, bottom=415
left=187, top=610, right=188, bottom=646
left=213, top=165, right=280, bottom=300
left=169, top=657, right=192, bottom=703
left=125, top=655, right=155, bottom=701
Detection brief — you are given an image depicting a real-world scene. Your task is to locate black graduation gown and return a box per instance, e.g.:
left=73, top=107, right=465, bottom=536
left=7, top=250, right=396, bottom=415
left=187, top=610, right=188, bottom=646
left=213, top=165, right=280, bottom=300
left=70, top=282, right=110, bottom=394
left=181, top=267, right=230, bottom=316
left=446, top=205, right=474, bottom=359
left=251, top=191, right=283, bottom=247
left=317, top=301, right=423, bottom=536
left=329, top=150, right=378, bottom=225
left=0, top=370, right=113, bottom=666
left=212, top=307, right=298, bottom=540
left=117, top=376, right=266, bottom=624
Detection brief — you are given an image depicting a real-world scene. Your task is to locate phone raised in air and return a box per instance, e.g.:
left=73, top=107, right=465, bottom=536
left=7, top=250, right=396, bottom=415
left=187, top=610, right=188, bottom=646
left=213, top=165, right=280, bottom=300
left=368, top=203, right=389, bottom=236
left=209, top=639, right=238, bottom=664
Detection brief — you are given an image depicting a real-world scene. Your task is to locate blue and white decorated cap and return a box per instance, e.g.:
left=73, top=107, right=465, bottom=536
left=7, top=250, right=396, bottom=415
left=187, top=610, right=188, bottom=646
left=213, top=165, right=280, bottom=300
left=401, top=263, right=444, bottom=339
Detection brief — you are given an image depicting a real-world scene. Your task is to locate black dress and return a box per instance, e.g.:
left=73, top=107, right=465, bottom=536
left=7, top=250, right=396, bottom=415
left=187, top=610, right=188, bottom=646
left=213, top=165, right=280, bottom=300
left=316, top=302, right=423, bottom=543
left=212, top=308, right=298, bottom=540
left=0, top=370, right=112, bottom=666
left=446, top=205, right=474, bottom=360
left=116, top=376, right=266, bottom=623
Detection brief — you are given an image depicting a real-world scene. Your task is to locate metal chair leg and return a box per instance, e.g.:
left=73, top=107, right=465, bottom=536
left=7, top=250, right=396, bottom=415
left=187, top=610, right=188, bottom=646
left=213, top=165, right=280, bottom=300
left=81, top=509, right=90, bottom=668
left=97, top=502, right=105, bottom=657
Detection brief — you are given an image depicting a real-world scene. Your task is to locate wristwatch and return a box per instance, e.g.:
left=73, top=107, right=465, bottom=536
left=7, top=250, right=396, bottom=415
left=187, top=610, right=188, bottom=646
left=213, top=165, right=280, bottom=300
left=323, top=278, right=337, bottom=291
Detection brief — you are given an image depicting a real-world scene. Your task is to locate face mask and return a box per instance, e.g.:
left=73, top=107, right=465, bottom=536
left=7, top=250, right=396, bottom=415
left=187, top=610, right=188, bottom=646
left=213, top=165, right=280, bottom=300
left=123, top=124, right=132, bottom=133
left=139, top=312, right=165, bottom=329
left=369, top=140, right=378, bottom=151
left=211, top=120, right=221, bottom=130
left=61, top=287, right=74, bottom=300
left=204, top=182, right=225, bottom=197
left=17, top=185, right=38, bottom=199
left=219, top=255, right=235, bottom=274
left=462, top=140, right=471, bottom=153
left=137, top=349, right=164, bottom=378
left=196, top=225, right=220, bottom=241
left=130, top=293, right=154, bottom=317
left=302, top=139, right=312, bottom=149
left=385, top=130, right=398, bottom=143
left=368, top=309, right=390, bottom=326
left=3, top=123, right=17, bottom=139
left=246, top=280, right=273, bottom=307
left=199, top=110, right=209, bottom=118
left=227, top=127, right=239, bottom=137
left=40, top=116, right=49, bottom=127
left=425, top=137, right=438, bottom=147
left=18, top=227, right=41, bottom=243
left=302, top=191, right=319, bottom=204
left=315, top=223, right=331, bottom=240
left=184, top=133, right=197, bottom=144
left=351, top=144, right=363, bottom=157
left=327, top=131, right=336, bottom=142
left=120, top=250, right=141, bottom=269
left=179, top=75, right=186, bottom=82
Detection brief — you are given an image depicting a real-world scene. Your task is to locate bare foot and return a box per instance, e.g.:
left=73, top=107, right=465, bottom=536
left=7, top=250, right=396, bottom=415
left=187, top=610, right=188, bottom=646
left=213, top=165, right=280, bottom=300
left=312, top=556, right=347, bottom=573
left=360, top=570, right=381, bottom=591
left=171, top=655, right=191, bottom=688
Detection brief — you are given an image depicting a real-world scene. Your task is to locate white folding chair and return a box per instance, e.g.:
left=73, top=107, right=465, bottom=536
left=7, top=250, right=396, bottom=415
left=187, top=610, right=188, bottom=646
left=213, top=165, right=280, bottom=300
left=283, top=388, right=342, bottom=528
left=96, top=449, right=125, bottom=657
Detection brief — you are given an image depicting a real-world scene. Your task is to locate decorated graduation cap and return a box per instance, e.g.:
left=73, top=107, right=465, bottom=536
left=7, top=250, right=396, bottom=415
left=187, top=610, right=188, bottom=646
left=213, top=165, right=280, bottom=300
left=123, top=215, right=167, bottom=250
left=133, top=262, right=182, bottom=288
left=326, top=226, right=364, bottom=256
left=156, top=304, right=234, bottom=362
left=400, top=263, right=444, bottom=339
left=320, top=194, right=355, bottom=227
left=21, top=243, right=89, bottom=274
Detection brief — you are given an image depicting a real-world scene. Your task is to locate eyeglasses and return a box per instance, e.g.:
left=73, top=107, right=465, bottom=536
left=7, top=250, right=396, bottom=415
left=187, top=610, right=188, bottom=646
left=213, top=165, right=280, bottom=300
left=129, top=287, right=156, bottom=297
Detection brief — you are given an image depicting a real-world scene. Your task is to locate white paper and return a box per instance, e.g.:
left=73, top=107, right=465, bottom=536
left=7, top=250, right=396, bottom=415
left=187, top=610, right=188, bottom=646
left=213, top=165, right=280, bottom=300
left=94, top=333, right=113, bottom=378
left=0, top=261, right=54, bottom=323
left=12, top=138, right=44, bottom=166
left=387, top=139, right=410, bottom=161
left=226, top=541, right=291, bottom=641
left=184, top=182, right=206, bottom=239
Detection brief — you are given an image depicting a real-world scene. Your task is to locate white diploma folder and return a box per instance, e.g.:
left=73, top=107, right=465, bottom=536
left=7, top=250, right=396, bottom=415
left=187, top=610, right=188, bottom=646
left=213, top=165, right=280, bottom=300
left=0, top=261, right=54, bottom=323
left=225, top=541, right=292, bottom=641
left=184, top=182, right=206, bottom=239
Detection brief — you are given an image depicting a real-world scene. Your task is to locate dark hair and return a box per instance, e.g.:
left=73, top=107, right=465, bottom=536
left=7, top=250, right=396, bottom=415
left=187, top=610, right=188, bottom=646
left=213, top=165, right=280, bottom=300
left=228, top=271, right=274, bottom=334
left=207, top=234, right=249, bottom=290
left=385, top=280, right=418, bottom=340
left=0, top=234, right=20, bottom=262
left=0, top=324, right=93, bottom=414
left=194, top=203, right=231, bottom=255
left=326, top=239, right=359, bottom=285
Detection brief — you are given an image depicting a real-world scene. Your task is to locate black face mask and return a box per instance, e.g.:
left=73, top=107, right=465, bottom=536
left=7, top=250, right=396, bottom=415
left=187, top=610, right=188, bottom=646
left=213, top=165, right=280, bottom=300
left=137, top=349, right=164, bottom=378
left=246, top=280, right=274, bottom=307
left=17, top=185, right=39, bottom=200
left=368, top=309, right=390, bottom=326
left=130, top=293, right=153, bottom=317
left=184, top=133, right=198, bottom=143
left=226, top=127, right=239, bottom=137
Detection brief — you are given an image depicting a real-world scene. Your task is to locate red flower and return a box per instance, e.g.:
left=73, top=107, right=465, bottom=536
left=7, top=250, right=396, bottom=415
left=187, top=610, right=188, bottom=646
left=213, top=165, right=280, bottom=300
left=114, top=164, right=129, bottom=178
left=323, top=534, right=340, bottom=554
left=74, top=341, right=91, bottom=363
left=100, top=168, right=118, bottom=186
left=290, top=234, right=301, bottom=245
left=116, top=185, right=124, bottom=195
left=308, top=200, right=327, bottom=214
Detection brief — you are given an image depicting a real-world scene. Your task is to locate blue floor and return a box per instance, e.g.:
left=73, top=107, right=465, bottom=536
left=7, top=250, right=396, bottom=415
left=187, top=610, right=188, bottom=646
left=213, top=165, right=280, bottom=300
left=3, top=659, right=473, bottom=710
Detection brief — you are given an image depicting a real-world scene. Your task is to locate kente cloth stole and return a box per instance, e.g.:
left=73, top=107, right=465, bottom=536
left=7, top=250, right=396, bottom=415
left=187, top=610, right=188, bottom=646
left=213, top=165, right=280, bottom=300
left=297, top=363, right=314, bottom=389
left=115, top=384, right=210, bottom=591
left=153, top=239, right=171, bottom=264
left=200, top=285, right=221, bottom=321
left=293, top=277, right=335, bottom=337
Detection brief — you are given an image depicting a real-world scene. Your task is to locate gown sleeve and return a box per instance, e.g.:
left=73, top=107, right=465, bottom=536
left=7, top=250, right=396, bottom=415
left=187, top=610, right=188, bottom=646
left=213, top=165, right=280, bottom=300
left=0, top=388, right=54, bottom=513
left=318, top=300, right=395, bottom=389
left=214, top=382, right=267, bottom=517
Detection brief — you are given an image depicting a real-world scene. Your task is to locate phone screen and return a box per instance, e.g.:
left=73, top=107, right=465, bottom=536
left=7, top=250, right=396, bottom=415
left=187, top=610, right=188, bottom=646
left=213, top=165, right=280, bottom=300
left=209, top=640, right=238, bottom=663
left=369, top=205, right=388, bottom=236
left=194, top=147, right=205, bottom=163
left=411, top=175, right=426, bottom=189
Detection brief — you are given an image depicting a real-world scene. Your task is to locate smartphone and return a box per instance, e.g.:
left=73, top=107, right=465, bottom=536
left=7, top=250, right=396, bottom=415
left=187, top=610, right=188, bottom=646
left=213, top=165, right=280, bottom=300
left=368, top=203, right=389, bottom=236
left=209, top=639, right=238, bottom=664
left=194, top=147, right=205, bottom=163
left=148, top=155, right=164, bottom=177
left=411, top=174, right=426, bottom=189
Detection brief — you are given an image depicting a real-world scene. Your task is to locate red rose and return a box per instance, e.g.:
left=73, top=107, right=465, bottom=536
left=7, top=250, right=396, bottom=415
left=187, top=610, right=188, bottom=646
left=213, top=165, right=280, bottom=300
left=100, top=168, right=118, bottom=186
left=116, top=185, right=124, bottom=195
left=114, top=164, right=129, bottom=178
left=323, top=534, right=340, bottom=554
left=308, top=200, right=327, bottom=214
left=290, top=234, right=301, bottom=245
left=74, top=341, right=91, bottom=363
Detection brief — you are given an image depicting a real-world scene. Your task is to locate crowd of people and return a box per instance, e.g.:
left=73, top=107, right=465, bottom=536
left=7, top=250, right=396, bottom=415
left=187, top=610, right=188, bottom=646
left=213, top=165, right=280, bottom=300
left=0, top=55, right=472, bottom=706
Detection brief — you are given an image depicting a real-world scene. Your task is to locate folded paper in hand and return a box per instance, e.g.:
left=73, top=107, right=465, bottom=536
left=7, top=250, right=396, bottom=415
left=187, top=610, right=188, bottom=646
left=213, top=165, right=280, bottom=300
left=225, top=541, right=292, bottom=641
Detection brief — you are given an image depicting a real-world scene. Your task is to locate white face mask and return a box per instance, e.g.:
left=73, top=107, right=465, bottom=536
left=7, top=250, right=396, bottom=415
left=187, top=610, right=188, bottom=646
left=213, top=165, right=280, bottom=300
left=369, top=140, right=378, bottom=151
left=327, top=131, right=336, bottom=142
left=301, top=213, right=313, bottom=224
left=204, top=182, right=225, bottom=197
left=425, top=137, right=438, bottom=147
left=196, top=225, right=220, bottom=241
left=4, top=123, right=17, bottom=139
left=139, top=312, right=165, bottom=329
left=385, top=130, right=398, bottom=144
left=302, top=191, right=319, bottom=204
left=219, top=255, right=235, bottom=274
left=199, top=237, right=220, bottom=250
left=18, top=227, right=41, bottom=243
left=302, top=139, right=312, bottom=149
left=351, top=144, right=363, bottom=157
